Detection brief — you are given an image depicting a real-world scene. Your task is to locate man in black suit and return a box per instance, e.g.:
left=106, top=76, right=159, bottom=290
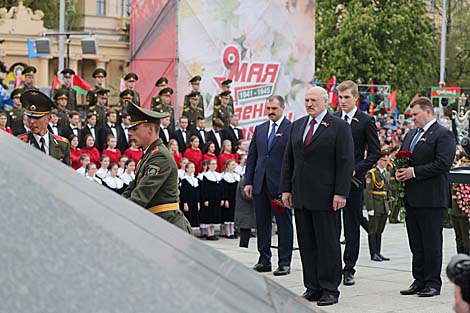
left=159, top=115, right=171, bottom=147
left=206, top=118, right=225, bottom=155
left=118, top=112, right=131, bottom=154
left=170, top=116, right=190, bottom=154
left=224, top=114, right=244, bottom=153
left=193, top=116, right=208, bottom=150
left=244, top=95, right=293, bottom=277
left=48, top=110, right=61, bottom=136
left=97, top=109, right=119, bottom=151
left=80, top=112, right=98, bottom=147
left=396, top=97, right=455, bottom=297
left=281, top=86, right=354, bottom=306
left=59, top=110, right=81, bottom=141
left=335, top=80, right=381, bottom=286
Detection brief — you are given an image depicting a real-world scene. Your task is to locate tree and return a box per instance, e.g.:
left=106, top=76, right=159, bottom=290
left=315, top=0, right=438, bottom=112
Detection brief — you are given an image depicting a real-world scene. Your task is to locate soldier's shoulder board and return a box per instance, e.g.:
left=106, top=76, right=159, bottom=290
left=53, top=134, right=69, bottom=143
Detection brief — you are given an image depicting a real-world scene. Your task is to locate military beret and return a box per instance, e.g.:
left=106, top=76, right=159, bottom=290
left=20, top=90, right=56, bottom=118
left=188, top=91, right=200, bottom=99
left=61, top=68, right=75, bottom=78
left=159, top=87, right=173, bottom=97
left=221, top=79, right=232, bottom=87
left=219, top=90, right=231, bottom=97
left=22, top=66, right=37, bottom=76
left=189, top=75, right=201, bottom=84
left=10, top=88, right=22, bottom=99
left=127, top=101, right=169, bottom=129
left=92, top=68, right=107, bottom=78
left=120, top=89, right=134, bottom=99
left=54, top=89, right=68, bottom=100
left=95, top=88, right=110, bottom=97
left=155, top=77, right=168, bottom=87
left=124, top=72, right=138, bottom=81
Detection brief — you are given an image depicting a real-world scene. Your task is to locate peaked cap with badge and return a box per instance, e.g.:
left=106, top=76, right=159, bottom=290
left=189, top=75, right=201, bottom=84
left=20, top=90, right=56, bottom=118
left=61, top=68, right=75, bottom=78
left=155, top=77, right=168, bottom=87
left=92, top=68, right=107, bottom=78
left=54, top=89, right=68, bottom=101
left=120, top=89, right=134, bottom=99
left=159, top=87, right=173, bottom=97
left=127, top=101, right=169, bottom=129
left=10, top=88, right=22, bottom=99
left=22, top=66, right=37, bottom=76
left=124, top=73, right=138, bottom=82
left=221, top=79, right=232, bottom=87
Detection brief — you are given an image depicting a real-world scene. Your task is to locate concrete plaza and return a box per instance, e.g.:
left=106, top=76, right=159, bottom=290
left=204, top=221, right=458, bottom=313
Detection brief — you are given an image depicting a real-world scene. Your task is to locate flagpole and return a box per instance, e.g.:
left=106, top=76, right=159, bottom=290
left=58, top=0, right=65, bottom=75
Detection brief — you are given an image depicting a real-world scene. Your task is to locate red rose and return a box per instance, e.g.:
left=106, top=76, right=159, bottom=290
left=396, top=150, right=412, bottom=159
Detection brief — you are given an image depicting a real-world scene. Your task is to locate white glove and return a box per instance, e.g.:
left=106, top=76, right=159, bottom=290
left=368, top=210, right=375, bottom=216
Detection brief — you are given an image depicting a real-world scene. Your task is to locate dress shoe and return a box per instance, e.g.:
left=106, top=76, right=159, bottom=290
left=301, top=290, right=322, bottom=302
left=206, top=235, right=219, bottom=241
left=317, top=294, right=338, bottom=306
left=417, top=287, right=440, bottom=297
left=253, top=263, right=272, bottom=272
left=400, top=284, right=424, bottom=295
left=273, top=266, right=290, bottom=276
left=343, top=272, right=355, bottom=286
left=340, top=239, right=346, bottom=245
left=371, top=254, right=382, bottom=262
left=378, top=253, right=390, bottom=261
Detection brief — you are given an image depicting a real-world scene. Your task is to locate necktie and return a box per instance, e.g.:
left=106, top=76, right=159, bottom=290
left=410, top=128, right=424, bottom=152
left=304, top=119, right=316, bottom=148
left=39, top=137, right=46, bottom=153
left=344, top=115, right=349, bottom=123
left=267, top=122, right=277, bottom=150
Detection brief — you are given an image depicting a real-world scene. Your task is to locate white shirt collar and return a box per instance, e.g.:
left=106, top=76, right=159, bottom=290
left=307, top=109, right=328, bottom=125
left=270, top=115, right=285, bottom=128
left=341, top=107, right=357, bottom=122
left=422, top=118, right=436, bottom=132
left=32, top=132, right=50, bottom=152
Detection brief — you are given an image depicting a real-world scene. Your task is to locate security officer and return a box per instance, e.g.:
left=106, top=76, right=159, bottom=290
left=213, top=79, right=234, bottom=112
left=123, top=101, right=192, bottom=233
left=183, top=75, right=204, bottom=112
left=89, top=88, right=109, bottom=130
left=53, top=68, right=77, bottom=111
left=7, top=88, right=25, bottom=135
left=86, top=68, right=107, bottom=107
left=365, top=152, right=391, bottom=262
left=152, top=87, right=175, bottom=133
left=212, top=90, right=233, bottom=127
left=150, top=77, right=169, bottom=112
left=19, top=66, right=39, bottom=91
left=182, top=91, right=203, bottom=131
left=18, top=90, right=71, bottom=165
left=53, top=89, right=70, bottom=130
left=123, top=72, right=140, bottom=107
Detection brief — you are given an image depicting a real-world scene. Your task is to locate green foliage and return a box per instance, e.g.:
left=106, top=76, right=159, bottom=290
left=0, top=0, right=80, bottom=30
left=316, top=0, right=438, bottom=112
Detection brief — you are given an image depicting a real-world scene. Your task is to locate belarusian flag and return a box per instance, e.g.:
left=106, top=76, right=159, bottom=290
left=405, top=93, right=419, bottom=115
left=389, top=89, right=398, bottom=112
left=369, top=80, right=375, bottom=115
left=72, top=75, right=91, bottom=95
left=51, top=75, right=61, bottom=94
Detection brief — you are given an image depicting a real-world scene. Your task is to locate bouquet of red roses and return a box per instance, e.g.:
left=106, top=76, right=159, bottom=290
left=456, top=184, right=470, bottom=221
left=392, top=150, right=412, bottom=221
left=271, top=195, right=286, bottom=212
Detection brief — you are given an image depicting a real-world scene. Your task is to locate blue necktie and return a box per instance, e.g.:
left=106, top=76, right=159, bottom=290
left=410, top=128, right=424, bottom=152
left=267, top=122, right=277, bottom=150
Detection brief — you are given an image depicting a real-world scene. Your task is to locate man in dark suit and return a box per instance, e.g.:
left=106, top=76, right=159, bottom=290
left=193, top=116, right=208, bottom=150
left=80, top=112, right=98, bottom=147
left=244, top=95, right=294, bottom=277
left=97, top=109, right=119, bottom=151
left=170, top=116, right=190, bottom=154
left=206, top=118, right=225, bottom=155
left=117, top=112, right=131, bottom=154
left=396, top=97, right=455, bottom=297
left=159, top=115, right=171, bottom=147
left=59, top=110, right=81, bottom=141
left=224, top=114, right=244, bottom=153
left=281, top=87, right=354, bottom=306
left=335, top=80, right=381, bottom=286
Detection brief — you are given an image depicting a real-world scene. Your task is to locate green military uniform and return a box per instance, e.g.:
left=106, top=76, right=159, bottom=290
left=122, top=102, right=192, bottom=233
left=152, top=87, right=175, bottom=133
left=89, top=88, right=109, bottom=130
left=8, top=89, right=25, bottom=135
left=183, top=75, right=204, bottom=113
left=54, top=85, right=77, bottom=111
left=183, top=91, right=203, bottom=131
left=365, top=164, right=391, bottom=261
left=123, top=73, right=141, bottom=107
left=387, top=159, right=401, bottom=223
left=213, top=79, right=234, bottom=113
left=18, top=89, right=71, bottom=166
left=19, top=66, right=39, bottom=92
left=56, top=107, right=70, bottom=130
left=212, top=90, right=234, bottom=127
left=86, top=68, right=107, bottom=108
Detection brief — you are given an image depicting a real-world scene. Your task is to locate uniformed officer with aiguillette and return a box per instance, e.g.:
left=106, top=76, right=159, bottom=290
left=152, top=87, right=175, bottom=133
left=183, top=75, right=204, bottom=112
left=7, top=88, right=25, bottom=135
left=212, top=90, right=233, bottom=127
left=123, top=72, right=140, bottom=107
left=123, top=101, right=192, bottom=233
left=19, top=66, right=39, bottom=91
left=53, top=68, right=77, bottom=111
left=213, top=79, right=234, bottom=112
left=18, top=90, right=71, bottom=165
left=182, top=91, right=203, bottom=131
left=86, top=68, right=107, bottom=108
left=54, top=89, right=70, bottom=130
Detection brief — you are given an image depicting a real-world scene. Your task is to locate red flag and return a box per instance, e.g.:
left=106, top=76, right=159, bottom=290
left=72, top=74, right=92, bottom=95
left=326, top=76, right=337, bottom=108
left=389, top=89, right=398, bottom=112
left=51, top=75, right=61, bottom=94
left=369, top=80, right=375, bottom=115
left=405, top=93, right=419, bottom=115
left=14, top=72, right=23, bottom=88
left=326, top=76, right=336, bottom=92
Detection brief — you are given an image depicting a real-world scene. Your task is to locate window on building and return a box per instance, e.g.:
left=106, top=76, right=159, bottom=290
left=97, top=0, right=105, bottom=16
left=121, top=0, right=131, bottom=17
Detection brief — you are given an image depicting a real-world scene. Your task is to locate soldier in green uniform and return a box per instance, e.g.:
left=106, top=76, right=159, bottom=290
left=54, top=89, right=70, bottom=130
left=212, top=90, right=233, bottom=127
left=182, top=91, right=203, bottom=131
left=89, top=88, right=109, bottom=130
left=387, top=147, right=401, bottom=223
left=123, top=72, right=140, bottom=107
left=19, top=66, right=39, bottom=92
left=86, top=68, right=107, bottom=108
left=18, top=90, right=71, bottom=165
left=150, top=77, right=169, bottom=113
left=152, top=87, right=175, bottom=133
left=183, top=75, right=204, bottom=113
left=213, top=79, right=234, bottom=112
left=7, top=88, right=25, bottom=135
left=365, top=152, right=391, bottom=262
left=123, top=101, right=192, bottom=233
left=450, top=155, right=470, bottom=255
left=53, top=68, right=77, bottom=111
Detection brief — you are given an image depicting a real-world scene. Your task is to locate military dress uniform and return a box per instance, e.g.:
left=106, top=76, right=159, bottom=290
left=123, top=73, right=141, bottom=107
left=387, top=158, right=401, bottom=223
left=18, top=90, right=71, bottom=165
left=182, top=91, right=204, bottom=131
left=152, top=87, right=175, bottom=133
left=18, top=66, right=39, bottom=92
left=7, top=88, right=25, bottom=135
left=122, top=102, right=192, bottom=233
left=86, top=68, right=107, bottom=108
left=149, top=77, right=168, bottom=112
left=183, top=75, right=204, bottom=112
left=53, top=69, right=77, bottom=111
left=212, top=90, right=234, bottom=127
left=89, top=88, right=109, bottom=130
left=365, top=163, right=391, bottom=261
left=213, top=79, right=235, bottom=113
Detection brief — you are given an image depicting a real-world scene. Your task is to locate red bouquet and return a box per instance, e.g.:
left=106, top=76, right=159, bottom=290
left=456, top=184, right=470, bottom=221
left=271, top=195, right=286, bottom=212
left=392, top=150, right=412, bottom=221
left=394, top=150, right=412, bottom=169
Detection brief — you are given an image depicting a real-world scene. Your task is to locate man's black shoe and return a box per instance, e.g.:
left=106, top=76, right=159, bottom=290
left=417, top=287, right=440, bottom=297
left=343, top=272, right=355, bottom=286
left=400, top=284, right=424, bottom=295
left=317, top=294, right=338, bottom=306
left=273, top=266, right=290, bottom=276
left=378, top=253, right=390, bottom=261
left=340, top=239, right=346, bottom=245
left=301, top=290, right=322, bottom=302
left=371, top=254, right=382, bottom=262
left=253, top=263, right=272, bottom=272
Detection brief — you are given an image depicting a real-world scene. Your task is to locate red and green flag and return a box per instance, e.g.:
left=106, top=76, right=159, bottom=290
left=389, top=89, right=398, bottom=112
left=72, top=75, right=91, bottom=95
left=51, top=75, right=61, bottom=94
left=369, top=79, right=375, bottom=115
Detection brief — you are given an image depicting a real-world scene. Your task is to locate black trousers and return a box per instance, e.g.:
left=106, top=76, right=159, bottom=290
left=253, top=182, right=293, bottom=267
left=295, top=209, right=341, bottom=297
left=405, top=205, right=445, bottom=290
left=342, top=184, right=363, bottom=274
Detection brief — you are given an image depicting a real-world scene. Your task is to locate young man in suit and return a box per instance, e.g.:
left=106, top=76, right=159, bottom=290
left=80, top=112, right=97, bottom=147
left=193, top=116, right=207, bottom=150
left=206, top=118, right=225, bottom=155
left=170, top=116, right=190, bottom=154
left=224, top=114, right=244, bottom=153
left=244, top=95, right=294, bottom=277
left=97, top=109, right=119, bottom=151
left=60, top=111, right=81, bottom=141
left=118, top=112, right=131, bottom=154
left=159, top=115, right=171, bottom=147
left=396, top=97, right=456, bottom=297
left=281, top=87, right=354, bottom=306
left=335, top=80, right=381, bottom=286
